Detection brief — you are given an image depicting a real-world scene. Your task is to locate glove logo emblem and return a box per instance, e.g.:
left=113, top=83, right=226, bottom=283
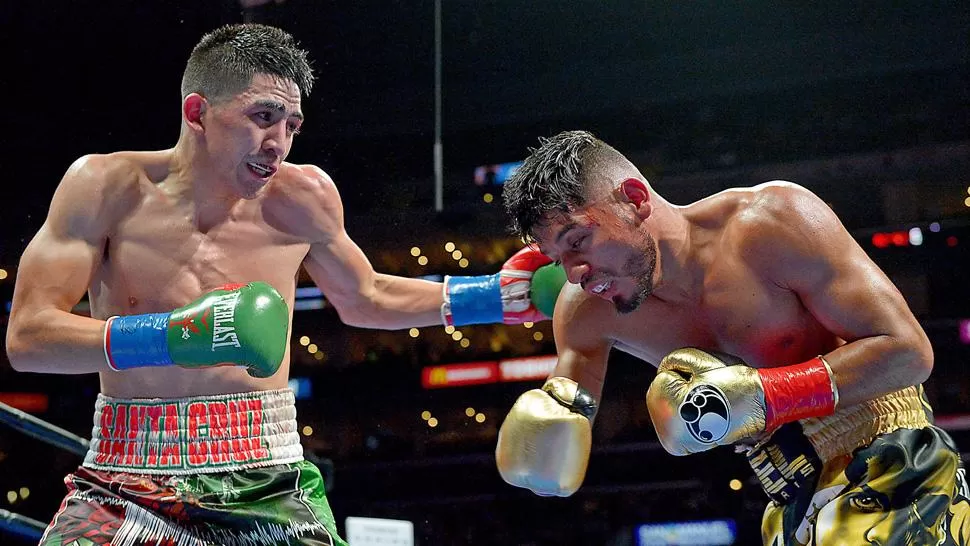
left=678, top=384, right=730, bottom=444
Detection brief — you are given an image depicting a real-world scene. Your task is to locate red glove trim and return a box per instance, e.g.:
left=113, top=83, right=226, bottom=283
left=103, top=316, right=118, bottom=371
left=217, top=283, right=247, bottom=291
left=758, top=356, right=837, bottom=432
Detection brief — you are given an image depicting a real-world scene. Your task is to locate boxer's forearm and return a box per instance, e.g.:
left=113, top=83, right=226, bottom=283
left=821, top=333, right=933, bottom=409
left=6, top=309, right=114, bottom=374
left=334, top=273, right=444, bottom=330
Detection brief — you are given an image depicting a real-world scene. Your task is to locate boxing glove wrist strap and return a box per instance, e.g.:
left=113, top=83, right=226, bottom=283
left=758, top=356, right=839, bottom=431
left=542, top=377, right=599, bottom=420
left=441, top=274, right=503, bottom=326
left=103, top=314, right=174, bottom=371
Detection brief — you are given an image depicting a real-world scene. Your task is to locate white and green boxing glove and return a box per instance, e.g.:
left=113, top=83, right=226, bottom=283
left=442, top=246, right=567, bottom=326
left=103, top=281, right=289, bottom=378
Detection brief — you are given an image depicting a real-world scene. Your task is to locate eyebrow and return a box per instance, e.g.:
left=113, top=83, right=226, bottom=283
left=254, top=99, right=304, bottom=121
left=555, top=221, right=580, bottom=247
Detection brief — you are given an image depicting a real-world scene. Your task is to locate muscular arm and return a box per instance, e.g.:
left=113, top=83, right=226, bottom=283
left=746, top=182, right=933, bottom=408
left=304, top=231, right=444, bottom=329
left=550, top=284, right=616, bottom=404
left=275, top=165, right=444, bottom=330
left=6, top=155, right=133, bottom=373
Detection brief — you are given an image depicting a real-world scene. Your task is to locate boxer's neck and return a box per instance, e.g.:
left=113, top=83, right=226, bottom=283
left=644, top=202, right=700, bottom=305
left=169, top=135, right=246, bottom=228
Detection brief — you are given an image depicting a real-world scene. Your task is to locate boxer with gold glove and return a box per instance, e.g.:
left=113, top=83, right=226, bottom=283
left=646, top=347, right=839, bottom=456
left=495, top=377, right=598, bottom=497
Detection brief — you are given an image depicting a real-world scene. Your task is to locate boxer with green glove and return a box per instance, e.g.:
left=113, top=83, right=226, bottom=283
left=103, top=281, right=289, bottom=378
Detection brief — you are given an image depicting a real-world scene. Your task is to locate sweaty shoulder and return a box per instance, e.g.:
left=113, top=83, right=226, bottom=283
left=65, top=152, right=146, bottom=196
left=262, top=163, right=344, bottom=244
left=729, top=181, right=843, bottom=272
left=553, top=281, right=619, bottom=351
left=51, top=152, right=147, bottom=234
left=273, top=163, right=338, bottom=193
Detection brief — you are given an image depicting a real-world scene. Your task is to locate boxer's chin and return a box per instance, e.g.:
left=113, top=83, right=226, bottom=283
left=613, top=293, right=643, bottom=314
left=612, top=276, right=652, bottom=314
left=235, top=166, right=272, bottom=199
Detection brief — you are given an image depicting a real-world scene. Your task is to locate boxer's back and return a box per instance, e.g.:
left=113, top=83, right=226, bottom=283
left=89, top=150, right=312, bottom=398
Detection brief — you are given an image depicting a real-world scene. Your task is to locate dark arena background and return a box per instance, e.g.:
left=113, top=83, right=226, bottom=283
left=1, top=1, right=969, bottom=544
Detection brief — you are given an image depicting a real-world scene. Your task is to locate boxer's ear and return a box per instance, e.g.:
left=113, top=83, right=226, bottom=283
left=182, top=94, right=207, bottom=133
left=619, top=178, right=652, bottom=220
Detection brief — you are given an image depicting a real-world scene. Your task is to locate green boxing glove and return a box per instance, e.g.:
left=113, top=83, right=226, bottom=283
left=442, top=246, right=567, bottom=326
left=531, top=262, right=568, bottom=318
left=103, top=281, right=289, bottom=378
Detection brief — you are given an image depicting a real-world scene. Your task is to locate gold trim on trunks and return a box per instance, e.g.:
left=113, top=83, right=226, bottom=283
left=799, top=385, right=930, bottom=462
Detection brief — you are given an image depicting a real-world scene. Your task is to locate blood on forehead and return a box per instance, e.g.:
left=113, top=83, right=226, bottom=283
left=535, top=214, right=602, bottom=256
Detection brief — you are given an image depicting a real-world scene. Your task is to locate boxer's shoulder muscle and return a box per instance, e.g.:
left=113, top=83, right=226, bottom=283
left=262, top=163, right=345, bottom=243
left=730, top=181, right=843, bottom=277
left=553, top=283, right=617, bottom=353
left=50, top=152, right=146, bottom=237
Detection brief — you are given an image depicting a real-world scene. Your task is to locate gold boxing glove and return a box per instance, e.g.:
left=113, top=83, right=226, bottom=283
left=645, top=348, right=838, bottom=456
left=495, top=377, right=598, bottom=497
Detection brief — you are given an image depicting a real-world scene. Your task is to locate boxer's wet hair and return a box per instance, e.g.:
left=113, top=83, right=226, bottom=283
left=181, top=23, right=314, bottom=102
left=504, top=130, right=634, bottom=243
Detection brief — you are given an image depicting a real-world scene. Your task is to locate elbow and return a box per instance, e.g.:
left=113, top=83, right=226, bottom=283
left=912, top=336, right=934, bottom=385
left=5, top=314, right=54, bottom=372
left=5, top=324, right=34, bottom=372
left=901, top=331, right=934, bottom=386
left=331, top=296, right=386, bottom=329
left=333, top=306, right=370, bottom=328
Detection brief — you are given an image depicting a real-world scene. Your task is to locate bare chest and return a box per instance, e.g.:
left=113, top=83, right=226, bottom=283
left=613, top=268, right=831, bottom=368
left=89, top=200, right=309, bottom=317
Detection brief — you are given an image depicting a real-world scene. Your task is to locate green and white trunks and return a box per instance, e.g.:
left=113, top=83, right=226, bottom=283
left=39, top=388, right=348, bottom=546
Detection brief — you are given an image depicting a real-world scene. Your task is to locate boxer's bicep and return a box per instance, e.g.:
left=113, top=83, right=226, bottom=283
left=744, top=184, right=932, bottom=405
left=753, top=187, right=921, bottom=345
left=294, top=167, right=443, bottom=327
left=11, top=156, right=113, bottom=317
left=304, top=230, right=380, bottom=314
left=7, top=156, right=122, bottom=370
left=285, top=165, right=383, bottom=314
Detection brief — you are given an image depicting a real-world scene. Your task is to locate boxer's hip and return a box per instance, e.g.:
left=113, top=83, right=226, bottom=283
left=83, top=388, right=304, bottom=475
left=753, top=385, right=970, bottom=545
left=800, top=385, right=931, bottom=462
left=40, top=461, right=345, bottom=546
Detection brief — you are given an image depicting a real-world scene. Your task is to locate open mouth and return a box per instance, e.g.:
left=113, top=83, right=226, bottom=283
left=589, top=280, right=612, bottom=295
left=246, top=161, right=277, bottom=178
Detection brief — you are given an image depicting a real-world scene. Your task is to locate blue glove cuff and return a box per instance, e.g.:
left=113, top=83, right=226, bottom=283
left=104, top=313, right=174, bottom=370
left=446, top=274, right=504, bottom=326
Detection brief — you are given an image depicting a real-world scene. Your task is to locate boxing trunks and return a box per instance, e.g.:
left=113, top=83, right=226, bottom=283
left=38, top=389, right=349, bottom=546
left=747, top=385, right=970, bottom=545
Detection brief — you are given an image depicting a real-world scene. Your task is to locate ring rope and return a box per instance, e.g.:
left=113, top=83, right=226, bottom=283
left=0, top=400, right=92, bottom=542
left=0, top=508, right=47, bottom=541
left=0, top=400, right=90, bottom=457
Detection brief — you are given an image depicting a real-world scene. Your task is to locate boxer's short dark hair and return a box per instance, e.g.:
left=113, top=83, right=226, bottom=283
left=504, top=130, right=622, bottom=243
left=180, top=23, right=314, bottom=102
